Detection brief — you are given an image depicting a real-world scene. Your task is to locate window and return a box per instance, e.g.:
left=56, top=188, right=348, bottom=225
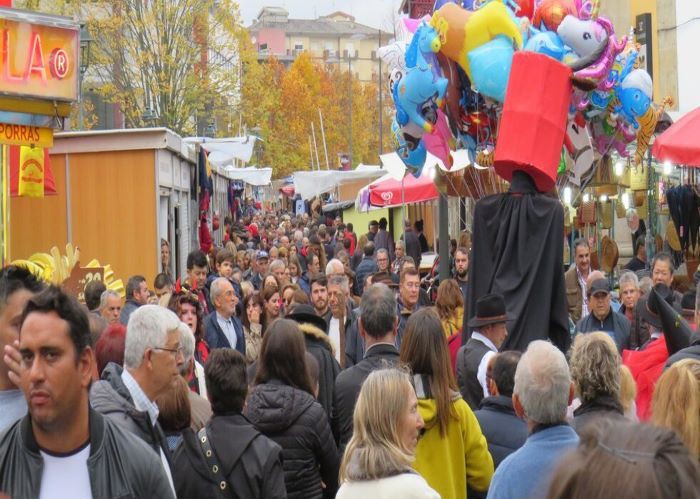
left=294, top=43, right=303, bottom=50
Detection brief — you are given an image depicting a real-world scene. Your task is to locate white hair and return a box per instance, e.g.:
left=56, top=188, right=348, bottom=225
left=269, top=259, right=286, bottom=273
left=619, top=271, right=639, bottom=289
left=123, top=305, right=181, bottom=369
left=210, top=277, right=231, bottom=303
left=328, top=274, right=350, bottom=295
left=514, top=340, right=571, bottom=424
left=294, top=230, right=303, bottom=242
left=99, top=289, right=121, bottom=310
left=325, top=258, right=345, bottom=276
left=178, top=322, right=195, bottom=376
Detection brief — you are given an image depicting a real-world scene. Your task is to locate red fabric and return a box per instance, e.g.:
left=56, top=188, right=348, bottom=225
left=9, top=146, right=57, bottom=196
left=368, top=171, right=439, bottom=208
left=195, top=339, right=209, bottom=365
left=494, top=52, right=572, bottom=192
left=652, top=106, right=700, bottom=166
left=345, top=230, right=356, bottom=255
left=622, top=337, right=669, bottom=421
left=199, top=218, right=212, bottom=254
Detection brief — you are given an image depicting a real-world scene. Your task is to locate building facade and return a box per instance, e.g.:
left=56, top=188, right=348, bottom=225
left=248, top=7, right=392, bottom=82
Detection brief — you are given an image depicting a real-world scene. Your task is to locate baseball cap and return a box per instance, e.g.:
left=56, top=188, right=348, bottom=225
left=588, top=278, right=610, bottom=296
left=256, top=250, right=269, bottom=261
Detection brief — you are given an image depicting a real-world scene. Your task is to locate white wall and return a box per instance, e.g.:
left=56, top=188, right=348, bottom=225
left=674, top=0, right=700, bottom=117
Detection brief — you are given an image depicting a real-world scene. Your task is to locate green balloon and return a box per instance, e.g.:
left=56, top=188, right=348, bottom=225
left=558, top=149, right=567, bottom=175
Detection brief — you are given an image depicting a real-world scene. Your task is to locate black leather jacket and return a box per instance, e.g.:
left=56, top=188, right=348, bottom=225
left=0, top=408, right=174, bottom=499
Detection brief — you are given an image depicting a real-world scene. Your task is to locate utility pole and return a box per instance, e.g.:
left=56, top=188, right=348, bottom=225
left=311, top=121, right=321, bottom=171
left=348, top=56, right=353, bottom=168
left=378, top=29, right=383, bottom=156
left=319, top=109, right=330, bottom=169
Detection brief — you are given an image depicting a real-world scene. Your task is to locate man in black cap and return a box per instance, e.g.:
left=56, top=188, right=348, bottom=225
left=575, top=278, right=631, bottom=353
left=456, top=293, right=509, bottom=410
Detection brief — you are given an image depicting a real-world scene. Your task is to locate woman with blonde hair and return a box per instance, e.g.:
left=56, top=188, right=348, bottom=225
left=435, top=279, right=464, bottom=338
left=619, top=365, right=638, bottom=421
left=337, top=368, right=438, bottom=498
left=651, top=358, right=700, bottom=458
left=400, top=308, right=493, bottom=499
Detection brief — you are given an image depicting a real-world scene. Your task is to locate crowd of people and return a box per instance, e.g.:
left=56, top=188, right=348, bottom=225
left=0, top=206, right=699, bottom=499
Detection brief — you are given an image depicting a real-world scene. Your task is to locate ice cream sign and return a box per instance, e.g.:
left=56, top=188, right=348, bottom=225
left=0, top=11, right=79, bottom=102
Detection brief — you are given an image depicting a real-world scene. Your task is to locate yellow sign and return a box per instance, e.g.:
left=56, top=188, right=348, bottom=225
left=0, top=14, right=79, bottom=102
left=18, top=145, right=45, bottom=198
left=0, top=123, right=53, bottom=147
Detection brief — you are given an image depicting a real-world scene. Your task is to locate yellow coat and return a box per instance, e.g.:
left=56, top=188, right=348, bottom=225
left=413, top=395, right=494, bottom=499
left=441, top=306, right=464, bottom=338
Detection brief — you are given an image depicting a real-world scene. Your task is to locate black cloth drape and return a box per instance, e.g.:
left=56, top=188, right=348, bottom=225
left=463, top=171, right=570, bottom=353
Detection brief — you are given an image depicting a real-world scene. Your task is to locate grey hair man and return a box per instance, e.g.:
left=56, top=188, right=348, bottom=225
left=269, top=259, right=287, bottom=284
left=376, top=248, right=392, bottom=274
left=178, top=322, right=211, bottom=431
left=618, top=271, right=640, bottom=330
left=487, top=340, right=579, bottom=499
left=99, top=289, right=122, bottom=325
left=325, top=258, right=345, bottom=277
left=91, top=305, right=185, bottom=494
left=564, top=238, right=591, bottom=323
left=203, top=278, right=245, bottom=355
left=326, top=274, right=353, bottom=367
left=334, top=283, right=399, bottom=450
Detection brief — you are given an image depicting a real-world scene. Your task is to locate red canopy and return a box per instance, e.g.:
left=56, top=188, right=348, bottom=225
left=368, top=171, right=439, bottom=208
left=652, top=107, right=700, bottom=166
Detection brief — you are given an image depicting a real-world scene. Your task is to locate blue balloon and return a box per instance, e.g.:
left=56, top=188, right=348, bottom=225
left=468, top=36, right=514, bottom=103
left=524, top=30, right=566, bottom=61
left=391, top=119, right=427, bottom=175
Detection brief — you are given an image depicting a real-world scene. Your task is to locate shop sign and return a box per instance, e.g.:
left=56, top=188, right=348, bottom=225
left=0, top=12, right=79, bottom=101
left=0, top=123, right=53, bottom=147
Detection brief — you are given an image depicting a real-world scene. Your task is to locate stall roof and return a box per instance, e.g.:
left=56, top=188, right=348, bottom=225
left=293, top=165, right=384, bottom=198
left=53, top=128, right=196, bottom=162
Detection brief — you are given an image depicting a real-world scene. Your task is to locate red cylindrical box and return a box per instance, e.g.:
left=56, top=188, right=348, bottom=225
left=494, top=52, right=572, bottom=192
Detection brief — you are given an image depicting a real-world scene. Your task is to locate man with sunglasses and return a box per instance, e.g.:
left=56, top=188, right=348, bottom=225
left=91, top=304, right=185, bottom=495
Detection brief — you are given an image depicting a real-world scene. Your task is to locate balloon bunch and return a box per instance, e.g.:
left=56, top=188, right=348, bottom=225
left=379, top=0, right=665, bottom=185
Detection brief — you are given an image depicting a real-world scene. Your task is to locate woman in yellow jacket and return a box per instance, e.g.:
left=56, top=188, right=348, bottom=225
left=435, top=279, right=465, bottom=338
left=400, top=308, right=494, bottom=499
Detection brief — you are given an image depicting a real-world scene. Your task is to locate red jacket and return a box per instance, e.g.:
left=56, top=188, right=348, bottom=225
left=622, top=337, right=668, bottom=421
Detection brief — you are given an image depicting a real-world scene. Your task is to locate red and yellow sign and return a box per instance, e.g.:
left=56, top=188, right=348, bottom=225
left=0, top=14, right=79, bottom=101
left=16, top=145, right=45, bottom=198
left=0, top=123, right=53, bottom=147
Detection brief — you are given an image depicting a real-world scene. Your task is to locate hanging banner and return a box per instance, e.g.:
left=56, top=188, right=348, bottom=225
left=8, top=144, right=56, bottom=196
left=17, top=145, right=45, bottom=197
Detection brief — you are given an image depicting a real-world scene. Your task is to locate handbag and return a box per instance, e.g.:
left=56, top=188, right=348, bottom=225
left=630, top=165, right=648, bottom=191
left=197, top=428, right=235, bottom=499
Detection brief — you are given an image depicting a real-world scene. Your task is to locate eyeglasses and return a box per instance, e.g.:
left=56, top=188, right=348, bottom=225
left=153, top=345, right=184, bottom=358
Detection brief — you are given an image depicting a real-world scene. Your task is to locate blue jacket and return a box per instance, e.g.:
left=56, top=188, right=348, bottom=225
left=487, top=424, right=579, bottom=499
left=203, top=311, right=246, bottom=356
left=575, top=309, right=631, bottom=352
left=298, top=273, right=311, bottom=295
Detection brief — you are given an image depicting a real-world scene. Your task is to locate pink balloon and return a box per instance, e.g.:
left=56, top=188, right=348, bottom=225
left=423, top=109, right=453, bottom=169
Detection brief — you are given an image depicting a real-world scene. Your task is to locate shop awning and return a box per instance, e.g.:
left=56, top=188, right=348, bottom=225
left=222, top=166, right=272, bottom=186
left=652, top=107, right=700, bottom=166
left=292, top=165, right=384, bottom=199
left=359, top=168, right=439, bottom=209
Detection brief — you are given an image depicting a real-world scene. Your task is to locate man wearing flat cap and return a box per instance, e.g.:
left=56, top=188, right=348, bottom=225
left=574, top=278, right=631, bottom=352
left=456, top=293, right=509, bottom=410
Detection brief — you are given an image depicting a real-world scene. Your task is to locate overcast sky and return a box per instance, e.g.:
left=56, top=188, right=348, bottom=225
left=237, top=0, right=405, bottom=31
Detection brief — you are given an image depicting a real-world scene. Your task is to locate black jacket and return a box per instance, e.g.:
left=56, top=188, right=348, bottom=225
left=575, top=310, right=631, bottom=352
left=244, top=380, right=339, bottom=499
left=355, top=257, right=378, bottom=295
left=204, top=311, right=246, bottom=356
left=343, top=307, right=364, bottom=367
left=571, top=394, right=625, bottom=434
left=456, top=337, right=491, bottom=410
left=299, top=322, right=341, bottom=421
left=334, top=343, right=400, bottom=450
left=473, top=395, right=527, bottom=469
left=90, top=363, right=172, bottom=461
left=172, top=413, right=286, bottom=499
left=0, top=408, right=174, bottom=499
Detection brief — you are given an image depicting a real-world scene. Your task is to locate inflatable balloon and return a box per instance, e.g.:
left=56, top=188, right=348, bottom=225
left=392, top=119, right=428, bottom=173
left=563, top=114, right=594, bottom=185
left=468, top=35, right=514, bottom=102
left=524, top=27, right=566, bottom=60
left=532, top=0, right=576, bottom=31
left=423, top=109, right=454, bottom=169
left=514, top=0, right=535, bottom=19
left=430, top=1, right=523, bottom=82
left=634, top=97, right=672, bottom=166
left=557, top=15, right=626, bottom=90
left=395, top=22, right=448, bottom=132
left=615, top=68, right=653, bottom=129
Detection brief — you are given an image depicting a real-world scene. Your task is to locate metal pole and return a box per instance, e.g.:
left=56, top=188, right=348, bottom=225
left=319, top=108, right=330, bottom=169
left=438, top=193, right=449, bottom=281
left=309, top=134, right=315, bottom=169
left=78, top=71, right=84, bottom=130
left=311, top=121, right=321, bottom=171
left=349, top=56, right=353, bottom=168
left=378, top=29, right=383, bottom=156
